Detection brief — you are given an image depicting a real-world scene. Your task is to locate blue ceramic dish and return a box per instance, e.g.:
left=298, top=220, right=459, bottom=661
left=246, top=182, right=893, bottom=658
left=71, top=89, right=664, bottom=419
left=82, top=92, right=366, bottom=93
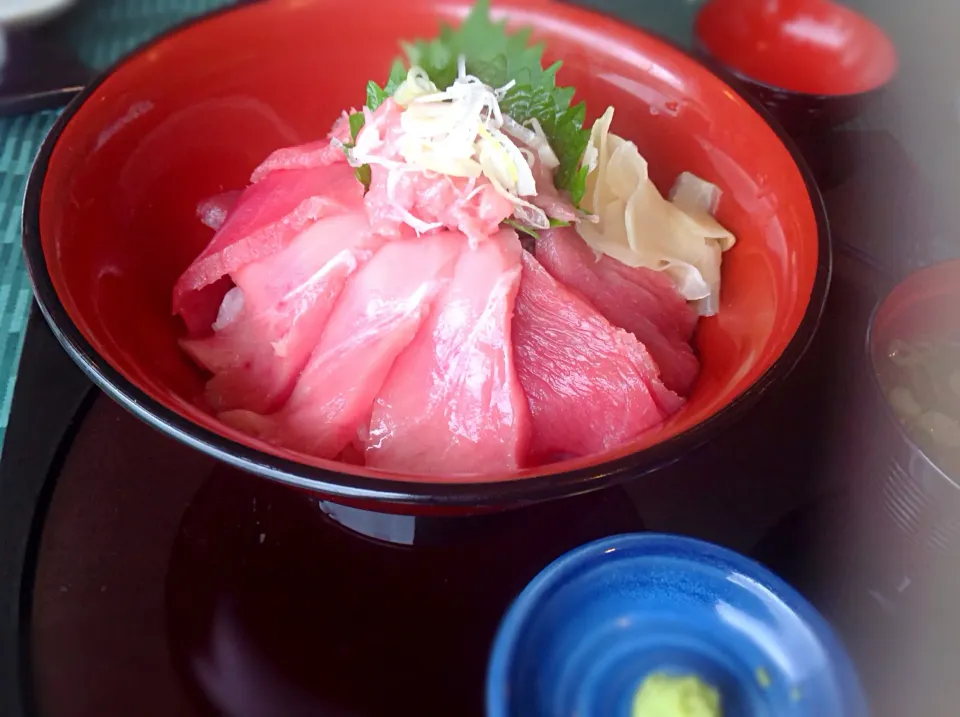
left=486, top=533, right=867, bottom=717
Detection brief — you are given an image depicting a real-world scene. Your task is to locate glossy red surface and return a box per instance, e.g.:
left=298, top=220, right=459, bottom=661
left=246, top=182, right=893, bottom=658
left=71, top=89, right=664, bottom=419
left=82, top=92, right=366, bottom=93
left=696, top=0, right=897, bottom=96
left=871, top=259, right=960, bottom=350
left=32, top=0, right=823, bottom=491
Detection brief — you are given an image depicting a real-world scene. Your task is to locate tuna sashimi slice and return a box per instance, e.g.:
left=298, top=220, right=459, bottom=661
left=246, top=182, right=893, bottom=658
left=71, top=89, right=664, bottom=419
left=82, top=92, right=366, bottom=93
left=250, top=139, right=347, bottom=184
left=366, top=229, right=529, bottom=477
left=513, top=252, right=684, bottom=464
left=173, top=161, right=363, bottom=325
left=249, top=111, right=354, bottom=183
left=603, top=257, right=699, bottom=343
left=535, top=227, right=700, bottom=396
left=180, top=213, right=382, bottom=414
left=219, top=232, right=465, bottom=458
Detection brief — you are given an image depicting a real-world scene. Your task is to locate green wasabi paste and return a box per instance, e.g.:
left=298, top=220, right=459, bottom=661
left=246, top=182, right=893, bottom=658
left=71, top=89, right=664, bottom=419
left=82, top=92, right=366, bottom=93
left=631, top=672, right=722, bottom=717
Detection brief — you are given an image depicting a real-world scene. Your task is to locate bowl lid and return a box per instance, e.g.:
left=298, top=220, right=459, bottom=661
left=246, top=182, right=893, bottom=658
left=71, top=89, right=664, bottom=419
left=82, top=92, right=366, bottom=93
left=486, top=533, right=868, bottom=717
left=694, top=0, right=898, bottom=98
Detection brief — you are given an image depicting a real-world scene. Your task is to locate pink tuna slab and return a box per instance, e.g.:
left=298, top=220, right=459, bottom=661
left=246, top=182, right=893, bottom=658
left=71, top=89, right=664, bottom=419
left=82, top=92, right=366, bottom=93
left=219, top=231, right=466, bottom=458
left=366, top=229, right=529, bottom=476
left=180, top=212, right=383, bottom=414
left=535, top=227, right=700, bottom=396
left=513, top=251, right=684, bottom=465
left=250, top=138, right=347, bottom=184
left=173, top=160, right=363, bottom=326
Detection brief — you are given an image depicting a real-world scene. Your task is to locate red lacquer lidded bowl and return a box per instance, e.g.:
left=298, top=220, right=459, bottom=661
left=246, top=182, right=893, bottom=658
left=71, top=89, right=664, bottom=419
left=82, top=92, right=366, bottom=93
left=22, top=0, right=829, bottom=513
left=695, top=0, right=898, bottom=133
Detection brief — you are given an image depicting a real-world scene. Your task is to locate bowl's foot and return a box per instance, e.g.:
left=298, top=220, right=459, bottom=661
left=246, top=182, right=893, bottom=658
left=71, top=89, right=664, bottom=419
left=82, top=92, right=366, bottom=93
left=315, top=488, right=646, bottom=547
left=316, top=500, right=419, bottom=545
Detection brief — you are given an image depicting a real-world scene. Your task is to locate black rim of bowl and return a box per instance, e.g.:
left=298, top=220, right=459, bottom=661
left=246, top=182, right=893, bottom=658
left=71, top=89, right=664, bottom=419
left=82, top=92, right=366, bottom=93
left=20, top=0, right=832, bottom=509
left=865, top=258, right=960, bottom=493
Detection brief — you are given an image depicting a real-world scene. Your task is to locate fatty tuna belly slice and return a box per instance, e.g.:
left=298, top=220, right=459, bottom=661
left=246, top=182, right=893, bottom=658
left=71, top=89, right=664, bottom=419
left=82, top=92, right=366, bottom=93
left=219, top=231, right=465, bottom=458
left=250, top=139, right=347, bottom=183
left=366, top=229, right=529, bottom=477
left=180, top=213, right=382, bottom=414
left=173, top=161, right=363, bottom=328
left=513, top=252, right=684, bottom=464
left=602, top=255, right=699, bottom=343
left=535, top=227, right=700, bottom=396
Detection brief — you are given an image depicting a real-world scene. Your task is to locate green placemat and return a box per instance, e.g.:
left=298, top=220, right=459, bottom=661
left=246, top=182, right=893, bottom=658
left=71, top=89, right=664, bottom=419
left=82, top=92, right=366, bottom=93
left=0, top=112, right=56, bottom=439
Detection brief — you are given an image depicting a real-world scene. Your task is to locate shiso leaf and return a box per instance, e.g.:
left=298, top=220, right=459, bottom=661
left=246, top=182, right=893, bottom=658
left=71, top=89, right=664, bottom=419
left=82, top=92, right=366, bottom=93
left=503, top=216, right=571, bottom=241
left=503, top=218, right=539, bottom=239
left=348, top=112, right=365, bottom=141
left=367, top=59, right=406, bottom=111
left=340, top=112, right=375, bottom=190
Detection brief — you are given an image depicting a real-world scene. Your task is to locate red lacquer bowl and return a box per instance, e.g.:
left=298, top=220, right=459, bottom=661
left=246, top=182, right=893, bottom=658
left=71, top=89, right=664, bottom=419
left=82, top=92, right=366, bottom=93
left=22, top=0, right=829, bottom=512
left=695, top=0, right=898, bottom=134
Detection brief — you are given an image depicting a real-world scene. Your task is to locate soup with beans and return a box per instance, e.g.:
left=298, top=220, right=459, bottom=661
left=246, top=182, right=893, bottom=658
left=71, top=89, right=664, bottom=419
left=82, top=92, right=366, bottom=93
left=877, top=337, right=960, bottom=476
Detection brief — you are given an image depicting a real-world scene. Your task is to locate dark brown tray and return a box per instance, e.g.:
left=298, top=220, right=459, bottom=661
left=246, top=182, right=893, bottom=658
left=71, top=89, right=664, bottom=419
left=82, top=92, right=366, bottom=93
left=0, top=129, right=936, bottom=717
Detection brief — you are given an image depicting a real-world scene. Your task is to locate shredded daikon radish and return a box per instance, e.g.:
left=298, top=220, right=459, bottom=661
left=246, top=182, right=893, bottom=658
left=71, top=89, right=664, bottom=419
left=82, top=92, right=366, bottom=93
left=501, top=116, right=560, bottom=169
